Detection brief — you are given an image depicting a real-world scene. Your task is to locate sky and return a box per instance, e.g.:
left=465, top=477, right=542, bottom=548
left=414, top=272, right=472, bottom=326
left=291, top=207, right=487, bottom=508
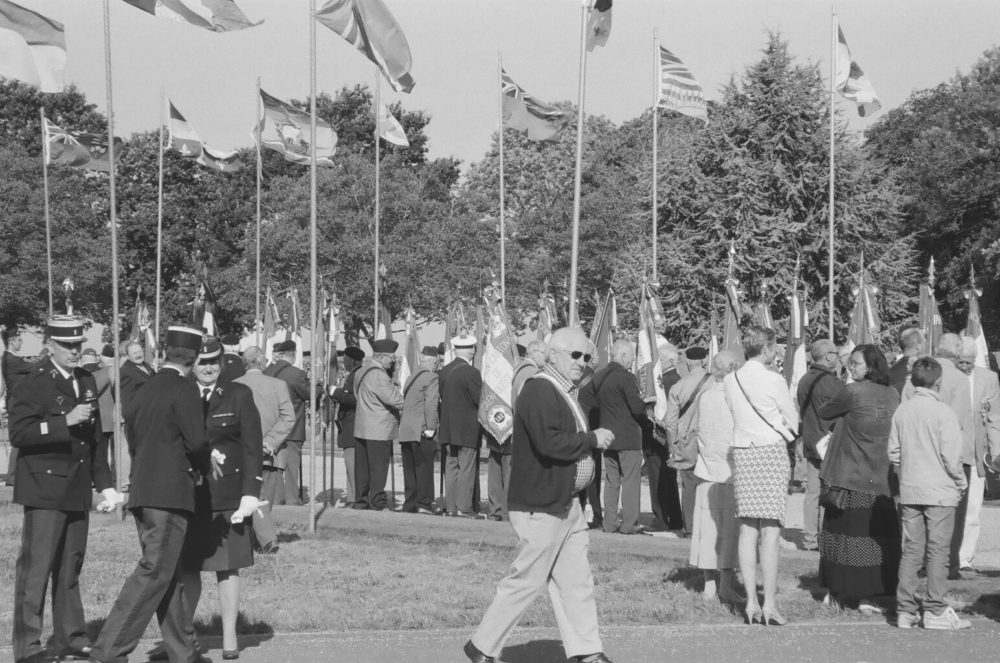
left=16, top=0, right=1000, bottom=169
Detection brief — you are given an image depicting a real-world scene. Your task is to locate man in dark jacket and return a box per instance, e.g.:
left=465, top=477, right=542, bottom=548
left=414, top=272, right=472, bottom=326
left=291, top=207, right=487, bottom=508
left=3, top=325, right=34, bottom=486
left=579, top=339, right=647, bottom=534
left=398, top=346, right=440, bottom=513
left=331, top=346, right=365, bottom=507
left=464, top=327, right=615, bottom=663
left=889, top=328, right=925, bottom=395
left=264, top=340, right=311, bottom=505
left=218, top=334, right=246, bottom=384
left=9, top=316, right=120, bottom=663
left=439, top=334, right=483, bottom=518
left=89, top=325, right=208, bottom=663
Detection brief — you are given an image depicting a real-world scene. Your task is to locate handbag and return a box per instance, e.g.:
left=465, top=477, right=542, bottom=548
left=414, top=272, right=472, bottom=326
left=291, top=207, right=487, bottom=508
left=818, top=482, right=849, bottom=511
left=667, top=373, right=712, bottom=470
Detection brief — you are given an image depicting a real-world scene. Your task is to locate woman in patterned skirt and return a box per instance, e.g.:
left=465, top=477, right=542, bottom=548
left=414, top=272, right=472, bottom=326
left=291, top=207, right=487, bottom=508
left=723, top=326, right=800, bottom=626
left=818, top=344, right=901, bottom=615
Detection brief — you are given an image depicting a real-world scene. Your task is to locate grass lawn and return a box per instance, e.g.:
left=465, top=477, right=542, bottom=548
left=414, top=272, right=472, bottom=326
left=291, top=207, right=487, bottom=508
left=2, top=493, right=999, bottom=646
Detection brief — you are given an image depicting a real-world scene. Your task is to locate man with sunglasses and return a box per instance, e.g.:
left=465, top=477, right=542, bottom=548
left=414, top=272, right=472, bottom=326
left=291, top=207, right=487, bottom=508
left=8, top=316, right=121, bottom=663
left=465, top=327, right=616, bottom=663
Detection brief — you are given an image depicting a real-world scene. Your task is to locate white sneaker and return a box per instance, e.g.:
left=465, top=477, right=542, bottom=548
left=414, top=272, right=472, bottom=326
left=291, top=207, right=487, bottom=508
left=923, top=607, right=971, bottom=630
left=896, top=612, right=919, bottom=629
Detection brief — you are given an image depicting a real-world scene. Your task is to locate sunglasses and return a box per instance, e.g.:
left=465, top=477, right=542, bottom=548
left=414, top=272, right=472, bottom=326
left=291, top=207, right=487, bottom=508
left=556, top=347, right=592, bottom=363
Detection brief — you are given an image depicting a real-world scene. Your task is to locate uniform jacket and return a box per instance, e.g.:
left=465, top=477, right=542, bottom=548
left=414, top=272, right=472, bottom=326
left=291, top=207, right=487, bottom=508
left=118, top=359, right=154, bottom=411
left=234, top=369, right=294, bottom=471
left=331, top=366, right=360, bottom=449
left=398, top=367, right=439, bottom=442
left=9, top=359, right=113, bottom=510
left=264, top=359, right=311, bottom=442
left=578, top=361, right=646, bottom=451
left=196, top=380, right=264, bottom=511
left=969, top=366, right=1000, bottom=477
left=353, top=361, right=404, bottom=441
left=219, top=351, right=246, bottom=384
left=124, top=367, right=208, bottom=513
left=438, top=358, right=482, bottom=449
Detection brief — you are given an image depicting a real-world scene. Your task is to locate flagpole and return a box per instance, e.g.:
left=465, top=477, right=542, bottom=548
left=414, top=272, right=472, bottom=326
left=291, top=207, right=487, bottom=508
left=374, top=71, right=381, bottom=336
left=103, top=0, right=125, bottom=499
left=255, top=76, right=263, bottom=347
left=497, top=51, right=507, bottom=307
left=651, top=29, right=659, bottom=280
left=828, top=8, right=837, bottom=338
left=308, top=0, right=319, bottom=533
left=40, top=108, right=53, bottom=317
left=154, top=88, right=164, bottom=369
left=568, top=0, right=589, bottom=327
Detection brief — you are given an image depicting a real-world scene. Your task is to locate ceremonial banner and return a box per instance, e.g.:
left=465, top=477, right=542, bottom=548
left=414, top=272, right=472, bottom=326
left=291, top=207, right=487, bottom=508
left=122, top=0, right=261, bottom=32
left=585, top=0, right=612, bottom=52
left=262, top=286, right=281, bottom=360
left=478, top=287, right=518, bottom=444
left=501, top=69, right=571, bottom=142
left=191, top=278, right=217, bottom=336
left=316, top=0, right=415, bottom=93
left=918, top=261, right=943, bottom=356
left=537, top=292, right=556, bottom=341
left=253, top=89, right=337, bottom=166
left=722, top=278, right=743, bottom=355
left=835, top=25, right=880, bottom=118
left=129, top=286, right=158, bottom=365
left=168, top=100, right=242, bottom=173
left=589, top=289, right=616, bottom=370
left=753, top=301, right=774, bottom=330
left=43, top=117, right=122, bottom=172
left=783, top=291, right=808, bottom=393
left=845, top=270, right=880, bottom=351
left=656, top=46, right=708, bottom=124
left=0, top=0, right=65, bottom=92
left=376, top=300, right=392, bottom=340
left=378, top=103, right=409, bottom=146
left=397, top=308, right=420, bottom=392
left=966, top=274, right=990, bottom=369
left=443, top=301, right=466, bottom=365
left=708, top=306, right=719, bottom=362
left=286, top=288, right=305, bottom=368
left=635, top=282, right=667, bottom=419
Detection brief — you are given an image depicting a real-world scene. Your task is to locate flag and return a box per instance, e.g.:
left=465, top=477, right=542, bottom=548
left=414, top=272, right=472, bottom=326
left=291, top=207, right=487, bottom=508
left=129, top=286, right=158, bottom=365
left=122, top=0, right=261, bottom=32
left=0, top=0, right=65, bottom=92
left=375, top=300, right=393, bottom=340
left=966, top=270, right=990, bottom=369
left=783, top=291, right=808, bottom=393
left=167, top=99, right=243, bottom=173
left=286, top=288, right=304, bottom=368
left=656, top=46, right=707, bottom=124
left=191, top=277, right=217, bottom=336
left=477, top=286, right=519, bottom=444
left=589, top=289, right=616, bottom=370
left=846, top=270, right=880, bottom=351
left=635, top=282, right=666, bottom=420
left=918, top=259, right=943, bottom=356
left=262, top=286, right=281, bottom=361
left=378, top=103, right=409, bottom=147
left=42, top=117, right=122, bottom=172
left=585, top=0, right=612, bottom=52
left=501, top=69, right=571, bottom=142
left=537, top=291, right=556, bottom=341
left=835, top=25, right=880, bottom=118
left=252, top=89, right=337, bottom=166
left=708, top=305, right=720, bottom=363
left=722, top=277, right=743, bottom=355
left=397, top=308, right=420, bottom=390
left=316, top=0, right=415, bottom=94
left=473, top=304, right=485, bottom=371
left=752, top=300, right=774, bottom=330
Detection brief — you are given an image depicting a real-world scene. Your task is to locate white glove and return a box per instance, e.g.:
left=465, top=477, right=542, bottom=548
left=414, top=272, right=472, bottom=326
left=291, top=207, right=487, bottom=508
left=97, top=488, right=124, bottom=512
left=422, top=429, right=436, bottom=438
left=231, top=495, right=260, bottom=524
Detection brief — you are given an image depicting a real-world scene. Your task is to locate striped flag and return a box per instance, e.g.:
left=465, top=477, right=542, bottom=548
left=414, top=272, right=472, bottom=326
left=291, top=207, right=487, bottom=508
left=0, top=0, right=65, bottom=92
left=585, top=0, right=612, bottom=52
left=783, top=290, right=808, bottom=392
left=656, top=46, right=707, bottom=124
left=708, top=305, right=720, bottom=363
left=722, top=278, right=743, bottom=355
left=43, top=117, right=123, bottom=172
left=966, top=270, right=990, bottom=369
left=191, top=278, right=217, bottom=337
left=252, top=89, right=337, bottom=166
left=473, top=304, right=485, bottom=371
left=443, top=301, right=466, bottom=365
left=262, top=286, right=281, bottom=361
left=501, top=69, right=571, bottom=142
left=918, top=259, right=943, bottom=356
left=168, top=99, right=242, bottom=173
left=316, top=0, right=415, bottom=94
left=286, top=288, right=305, bottom=368
left=835, top=25, right=880, bottom=118
left=635, top=282, right=666, bottom=419
left=397, top=308, right=420, bottom=390
left=477, top=286, right=519, bottom=444
left=846, top=270, right=880, bottom=350
left=753, top=300, right=774, bottom=331
left=121, top=0, right=261, bottom=32
left=537, top=291, right=557, bottom=341
left=129, top=286, right=158, bottom=365
left=378, top=103, right=409, bottom=147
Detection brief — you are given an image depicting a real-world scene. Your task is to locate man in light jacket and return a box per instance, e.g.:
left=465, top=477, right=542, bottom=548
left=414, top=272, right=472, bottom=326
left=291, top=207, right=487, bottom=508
left=353, top=339, right=404, bottom=511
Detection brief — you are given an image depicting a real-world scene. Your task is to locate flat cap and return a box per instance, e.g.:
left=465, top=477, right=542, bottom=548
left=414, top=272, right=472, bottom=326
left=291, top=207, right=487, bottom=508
left=370, top=339, right=399, bottom=354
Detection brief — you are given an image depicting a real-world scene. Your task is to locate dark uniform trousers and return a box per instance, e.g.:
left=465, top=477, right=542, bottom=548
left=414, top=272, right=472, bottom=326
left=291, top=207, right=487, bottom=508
left=353, top=439, right=391, bottom=510
left=445, top=445, right=478, bottom=513
left=90, top=507, right=194, bottom=663
left=645, top=444, right=684, bottom=529
left=400, top=437, right=436, bottom=512
left=283, top=439, right=304, bottom=505
left=13, top=508, right=90, bottom=661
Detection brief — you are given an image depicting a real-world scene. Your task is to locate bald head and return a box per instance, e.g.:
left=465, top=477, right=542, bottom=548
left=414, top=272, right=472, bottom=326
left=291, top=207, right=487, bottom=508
left=936, top=333, right=962, bottom=361
left=960, top=336, right=978, bottom=360
left=610, top=339, right=635, bottom=367
left=809, top=339, right=838, bottom=368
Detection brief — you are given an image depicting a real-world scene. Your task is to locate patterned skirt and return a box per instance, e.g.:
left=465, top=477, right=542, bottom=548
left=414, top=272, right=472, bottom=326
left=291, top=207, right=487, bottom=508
left=732, top=443, right=790, bottom=525
left=819, top=489, right=900, bottom=600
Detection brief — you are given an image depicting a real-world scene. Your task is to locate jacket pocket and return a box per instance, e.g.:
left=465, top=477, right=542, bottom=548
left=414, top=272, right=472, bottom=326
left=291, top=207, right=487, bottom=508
left=24, top=456, right=71, bottom=478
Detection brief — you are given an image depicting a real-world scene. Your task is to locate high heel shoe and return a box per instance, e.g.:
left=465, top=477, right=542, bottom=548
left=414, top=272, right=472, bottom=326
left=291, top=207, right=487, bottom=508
left=761, top=607, right=787, bottom=626
left=744, top=608, right=763, bottom=625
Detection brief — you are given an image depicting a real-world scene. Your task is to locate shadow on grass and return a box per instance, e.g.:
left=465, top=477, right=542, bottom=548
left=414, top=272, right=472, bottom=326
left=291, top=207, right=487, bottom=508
left=665, top=566, right=703, bottom=593
left=276, top=531, right=302, bottom=544
left=797, top=571, right=827, bottom=602
left=501, top=639, right=568, bottom=663
left=967, top=593, right=1000, bottom=622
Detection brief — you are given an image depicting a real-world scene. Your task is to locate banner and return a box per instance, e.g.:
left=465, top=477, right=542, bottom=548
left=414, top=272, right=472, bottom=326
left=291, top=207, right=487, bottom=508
left=477, top=286, right=518, bottom=444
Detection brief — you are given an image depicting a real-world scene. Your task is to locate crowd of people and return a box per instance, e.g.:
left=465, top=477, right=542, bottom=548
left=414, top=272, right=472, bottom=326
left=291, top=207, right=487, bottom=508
left=1, top=315, right=997, bottom=663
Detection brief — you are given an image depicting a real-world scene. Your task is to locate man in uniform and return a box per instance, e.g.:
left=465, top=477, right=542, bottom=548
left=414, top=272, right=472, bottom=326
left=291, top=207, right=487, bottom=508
left=439, top=334, right=483, bottom=518
left=9, top=316, right=121, bottom=663
left=3, top=325, right=34, bottom=486
left=264, top=340, right=310, bottom=505
left=330, top=346, right=365, bottom=507
left=352, top=339, right=404, bottom=510
left=89, top=326, right=208, bottom=663
left=398, top=345, right=440, bottom=514
left=218, top=334, right=246, bottom=384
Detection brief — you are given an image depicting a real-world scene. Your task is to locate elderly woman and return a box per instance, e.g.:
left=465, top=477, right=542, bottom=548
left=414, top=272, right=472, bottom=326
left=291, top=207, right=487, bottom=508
left=818, top=344, right=900, bottom=615
left=689, top=350, right=743, bottom=602
left=724, top=326, right=799, bottom=625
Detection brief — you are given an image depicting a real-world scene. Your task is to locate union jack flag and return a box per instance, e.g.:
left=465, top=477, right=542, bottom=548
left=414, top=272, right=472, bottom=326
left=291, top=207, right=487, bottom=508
left=43, top=116, right=122, bottom=172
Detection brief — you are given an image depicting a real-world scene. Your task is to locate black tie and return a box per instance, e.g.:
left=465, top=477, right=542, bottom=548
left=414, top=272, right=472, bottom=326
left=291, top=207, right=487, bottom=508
left=202, top=387, right=211, bottom=415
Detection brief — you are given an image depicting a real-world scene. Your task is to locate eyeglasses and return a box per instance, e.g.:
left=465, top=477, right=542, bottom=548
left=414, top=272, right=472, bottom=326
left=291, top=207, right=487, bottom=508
left=555, top=347, right=592, bottom=363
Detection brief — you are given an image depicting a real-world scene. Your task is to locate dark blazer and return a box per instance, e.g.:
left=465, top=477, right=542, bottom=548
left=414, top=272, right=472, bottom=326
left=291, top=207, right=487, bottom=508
left=196, top=381, right=263, bottom=511
left=438, top=358, right=482, bottom=449
left=331, top=366, right=360, bottom=449
left=2, top=350, right=33, bottom=406
left=219, top=352, right=246, bottom=385
left=796, top=364, right=842, bottom=459
left=888, top=356, right=912, bottom=395
left=9, top=359, right=113, bottom=510
left=264, top=359, right=310, bottom=442
left=91, top=364, right=116, bottom=435
left=398, top=367, right=439, bottom=442
left=578, top=362, right=646, bottom=451
left=124, top=368, right=208, bottom=513
left=118, top=360, right=154, bottom=411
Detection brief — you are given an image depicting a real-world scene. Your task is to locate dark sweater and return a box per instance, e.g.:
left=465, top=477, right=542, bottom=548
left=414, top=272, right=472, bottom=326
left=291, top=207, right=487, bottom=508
left=507, top=377, right=597, bottom=514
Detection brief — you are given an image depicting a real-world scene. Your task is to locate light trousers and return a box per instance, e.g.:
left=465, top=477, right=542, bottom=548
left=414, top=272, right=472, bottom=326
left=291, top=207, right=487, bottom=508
left=958, top=470, right=987, bottom=567
left=471, top=501, right=602, bottom=659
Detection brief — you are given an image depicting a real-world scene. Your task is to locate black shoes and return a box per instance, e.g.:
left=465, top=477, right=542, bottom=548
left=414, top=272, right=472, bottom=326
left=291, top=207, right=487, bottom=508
left=572, top=654, right=615, bottom=663
left=16, top=651, right=55, bottom=663
left=60, top=644, right=92, bottom=660
left=463, top=640, right=495, bottom=663
left=222, top=649, right=239, bottom=660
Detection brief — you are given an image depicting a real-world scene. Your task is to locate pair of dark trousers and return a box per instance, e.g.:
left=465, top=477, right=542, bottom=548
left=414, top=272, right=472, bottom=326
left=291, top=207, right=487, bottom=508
left=897, top=504, right=956, bottom=616
left=13, top=507, right=90, bottom=661
left=400, top=437, right=436, bottom=511
left=678, top=469, right=699, bottom=534
left=90, top=507, right=194, bottom=663
left=445, top=445, right=478, bottom=513
left=603, top=449, right=643, bottom=533
left=354, top=439, right=391, bottom=510
left=283, top=440, right=304, bottom=505
left=487, top=451, right=512, bottom=519
left=644, top=445, right=683, bottom=529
